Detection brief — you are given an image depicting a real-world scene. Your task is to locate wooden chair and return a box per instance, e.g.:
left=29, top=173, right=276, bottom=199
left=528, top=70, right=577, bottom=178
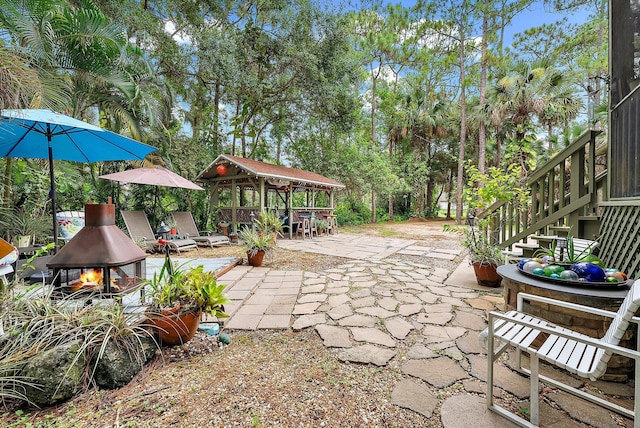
left=326, top=216, right=338, bottom=235
left=484, top=282, right=640, bottom=427
left=310, top=218, right=318, bottom=238
left=295, top=218, right=311, bottom=240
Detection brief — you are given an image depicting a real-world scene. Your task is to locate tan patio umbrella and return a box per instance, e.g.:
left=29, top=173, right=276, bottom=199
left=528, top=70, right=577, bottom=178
left=99, top=166, right=204, bottom=190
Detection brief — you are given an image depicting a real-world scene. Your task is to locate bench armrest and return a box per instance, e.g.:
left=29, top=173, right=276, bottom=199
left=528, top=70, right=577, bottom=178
left=488, top=311, right=640, bottom=359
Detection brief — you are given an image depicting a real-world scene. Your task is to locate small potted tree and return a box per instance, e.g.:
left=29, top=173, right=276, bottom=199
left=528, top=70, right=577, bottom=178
left=457, top=163, right=529, bottom=287
left=144, top=251, right=230, bottom=346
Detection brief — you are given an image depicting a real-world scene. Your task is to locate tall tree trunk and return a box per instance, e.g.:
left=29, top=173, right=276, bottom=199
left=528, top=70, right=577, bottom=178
left=370, top=65, right=378, bottom=224
left=455, top=32, right=468, bottom=225
left=426, top=179, right=434, bottom=218
left=232, top=97, right=240, bottom=156
left=370, top=68, right=377, bottom=145
left=388, top=131, right=394, bottom=222
left=371, top=189, right=376, bottom=223
left=213, top=80, right=221, bottom=153
left=478, top=1, right=489, bottom=176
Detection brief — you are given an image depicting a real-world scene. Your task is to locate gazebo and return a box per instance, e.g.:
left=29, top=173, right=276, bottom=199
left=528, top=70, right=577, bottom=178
left=196, top=154, right=345, bottom=238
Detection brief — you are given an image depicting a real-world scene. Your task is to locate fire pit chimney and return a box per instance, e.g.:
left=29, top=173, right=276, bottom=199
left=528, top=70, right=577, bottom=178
left=47, top=201, right=147, bottom=295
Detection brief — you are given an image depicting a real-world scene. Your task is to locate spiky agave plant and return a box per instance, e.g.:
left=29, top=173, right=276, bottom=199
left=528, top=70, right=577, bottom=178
left=0, top=281, right=157, bottom=405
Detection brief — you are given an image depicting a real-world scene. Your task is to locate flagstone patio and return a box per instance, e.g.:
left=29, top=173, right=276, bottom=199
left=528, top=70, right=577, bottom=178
left=150, top=233, right=635, bottom=427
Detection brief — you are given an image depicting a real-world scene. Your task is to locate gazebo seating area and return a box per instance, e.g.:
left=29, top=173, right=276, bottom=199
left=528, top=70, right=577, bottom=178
left=196, top=155, right=344, bottom=239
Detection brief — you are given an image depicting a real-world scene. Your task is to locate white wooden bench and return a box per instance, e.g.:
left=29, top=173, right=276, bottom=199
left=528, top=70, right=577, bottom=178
left=483, top=282, right=640, bottom=427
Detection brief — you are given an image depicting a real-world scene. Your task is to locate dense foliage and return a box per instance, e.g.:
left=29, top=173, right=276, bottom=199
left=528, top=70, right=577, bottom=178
left=0, top=0, right=606, bottom=230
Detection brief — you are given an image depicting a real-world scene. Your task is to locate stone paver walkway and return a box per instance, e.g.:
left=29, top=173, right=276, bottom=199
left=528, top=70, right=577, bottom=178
left=208, top=234, right=634, bottom=427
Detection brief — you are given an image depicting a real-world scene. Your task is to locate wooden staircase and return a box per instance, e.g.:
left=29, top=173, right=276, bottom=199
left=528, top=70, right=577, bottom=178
left=479, top=130, right=604, bottom=254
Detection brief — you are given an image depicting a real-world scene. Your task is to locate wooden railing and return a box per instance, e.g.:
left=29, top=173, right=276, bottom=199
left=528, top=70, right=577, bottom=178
left=480, top=130, right=605, bottom=249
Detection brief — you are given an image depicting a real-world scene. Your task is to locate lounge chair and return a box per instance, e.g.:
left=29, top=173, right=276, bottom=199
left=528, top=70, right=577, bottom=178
left=170, top=212, right=230, bottom=248
left=121, top=211, right=198, bottom=255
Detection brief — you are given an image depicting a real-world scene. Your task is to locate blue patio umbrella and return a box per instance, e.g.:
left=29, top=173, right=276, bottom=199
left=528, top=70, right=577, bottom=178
left=0, top=109, right=157, bottom=250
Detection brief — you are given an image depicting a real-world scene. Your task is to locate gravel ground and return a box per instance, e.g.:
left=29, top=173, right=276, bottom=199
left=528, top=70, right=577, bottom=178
left=1, top=220, right=467, bottom=427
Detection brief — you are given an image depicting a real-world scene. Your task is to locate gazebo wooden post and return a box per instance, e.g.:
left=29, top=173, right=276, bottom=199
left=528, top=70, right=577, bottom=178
left=288, top=188, right=293, bottom=239
left=330, top=190, right=335, bottom=214
left=259, top=177, right=266, bottom=214
left=210, top=182, right=219, bottom=229
left=312, top=187, right=316, bottom=213
left=231, top=179, right=237, bottom=234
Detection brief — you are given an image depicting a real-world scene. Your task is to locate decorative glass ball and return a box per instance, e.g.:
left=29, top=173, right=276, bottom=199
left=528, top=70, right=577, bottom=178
left=518, top=258, right=531, bottom=270
left=571, top=262, right=606, bottom=282
left=522, top=261, right=543, bottom=273
left=559, top=270, right=579, bottom=281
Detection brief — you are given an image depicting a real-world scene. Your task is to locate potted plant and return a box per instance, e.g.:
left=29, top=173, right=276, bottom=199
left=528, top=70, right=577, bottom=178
left=164, top=217, right=178, bottom=235
left=315, top=219, right=329, bottom=236
left=238, top=228, right=275, bottom=267
left=463, top=226, right=505, bottom=287
left=4, top=209, right=50, bottom=247
left=144, top=251, right=230, bottom=346
left=454, top=164, right=528, bottom=287
left=253, top=211, right=284, bottom=243
left=445, top=220, right=504, bottom=287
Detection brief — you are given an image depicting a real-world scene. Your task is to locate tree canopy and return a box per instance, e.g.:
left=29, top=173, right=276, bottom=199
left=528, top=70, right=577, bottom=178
left=0, top=0, right=605, bottom=227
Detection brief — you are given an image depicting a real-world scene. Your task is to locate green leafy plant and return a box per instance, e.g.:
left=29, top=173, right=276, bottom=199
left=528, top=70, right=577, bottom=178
left=315, top=219, right=329, bottom=232
left=253, top=211, right=284, bottom=238
left=144, top=253, right=229, bottom=318
left=464, top=231, right=504, bottom=266
left=238, top=228, right=276, bottom=257
left=444, top=223, right=504, bottom=266
left=463, top=163, right=530, bottom=213
left=0, top=277, right=155, bottom=406
left=533, top=229, right=596, bottom=263
left=3, top=209, right=51, bottom=244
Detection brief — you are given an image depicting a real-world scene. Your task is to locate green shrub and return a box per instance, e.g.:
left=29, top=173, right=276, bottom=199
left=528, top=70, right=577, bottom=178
left=0, top=275, right=156, bottom=405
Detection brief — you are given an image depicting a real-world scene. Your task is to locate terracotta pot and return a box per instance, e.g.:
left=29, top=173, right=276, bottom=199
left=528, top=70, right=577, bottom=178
left=247, top=250, right=265, bottom=267
left=148, top=306, right=202, bottom=346
left=472, top=262, right=502, bottom=287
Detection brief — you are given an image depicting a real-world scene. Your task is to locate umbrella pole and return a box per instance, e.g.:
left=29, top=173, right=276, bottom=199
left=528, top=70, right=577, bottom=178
left=48, top=144, right=58, bottom=253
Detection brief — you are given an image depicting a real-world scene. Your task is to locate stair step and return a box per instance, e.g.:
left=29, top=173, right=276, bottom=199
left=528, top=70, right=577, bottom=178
left=512, top=242, right=541, bottom=258
left=529, top=235, right=557, bottom=249
left=578, top=215, right=601, bottom=221
left=513, top=243, right=539, bottom=250
left=548, top=225, right=571, bottom=237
